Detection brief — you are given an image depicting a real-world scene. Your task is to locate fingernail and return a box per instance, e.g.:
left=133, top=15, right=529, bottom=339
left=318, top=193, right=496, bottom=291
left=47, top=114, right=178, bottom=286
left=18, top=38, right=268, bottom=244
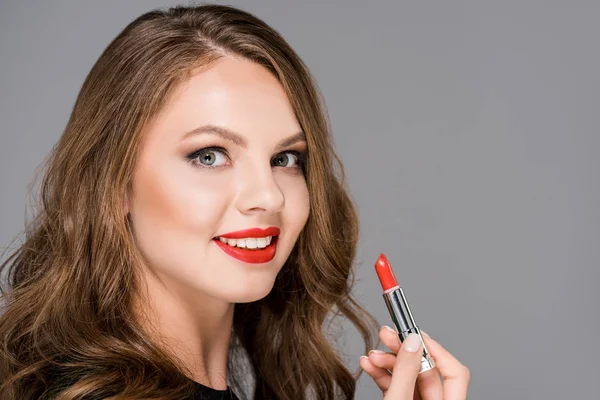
left=368, top=349, right=385, bottom=355
left=360, top=355, right=368, bottom=361
left=403, top=333, right=422, bottom=353
left=421, top=330, right=430, bottom=338
left=383, top=325, right=397, bottom=333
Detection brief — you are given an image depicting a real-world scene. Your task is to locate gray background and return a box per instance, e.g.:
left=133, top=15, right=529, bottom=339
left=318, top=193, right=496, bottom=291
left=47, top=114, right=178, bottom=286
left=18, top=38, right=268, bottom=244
left=1, top=1, right=598, bottom=399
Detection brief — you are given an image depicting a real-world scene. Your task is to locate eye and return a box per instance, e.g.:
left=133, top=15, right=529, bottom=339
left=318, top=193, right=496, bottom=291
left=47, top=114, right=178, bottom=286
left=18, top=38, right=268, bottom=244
left=272, top=151, right=304, bottom=168
left=187, top=147, right=229, bottom=168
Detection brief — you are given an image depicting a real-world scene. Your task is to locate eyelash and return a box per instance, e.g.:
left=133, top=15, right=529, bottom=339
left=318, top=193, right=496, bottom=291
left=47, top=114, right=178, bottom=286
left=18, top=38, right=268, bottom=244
left=186, top=146, right=307, bottom=171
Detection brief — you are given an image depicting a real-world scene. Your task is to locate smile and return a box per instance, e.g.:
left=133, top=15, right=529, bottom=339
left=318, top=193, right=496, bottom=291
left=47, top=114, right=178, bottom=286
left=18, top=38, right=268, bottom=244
left=213, top=226, right=280, bottom=264
left=217, top=236, right=273, bottom=249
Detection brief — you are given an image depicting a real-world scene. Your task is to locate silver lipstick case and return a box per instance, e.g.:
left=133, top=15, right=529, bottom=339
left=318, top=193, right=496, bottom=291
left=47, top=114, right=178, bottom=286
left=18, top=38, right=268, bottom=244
left=383, top=287, right=436, bottom=374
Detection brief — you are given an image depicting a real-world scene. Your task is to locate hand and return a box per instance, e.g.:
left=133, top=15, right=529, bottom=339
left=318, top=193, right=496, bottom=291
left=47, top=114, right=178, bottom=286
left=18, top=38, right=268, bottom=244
left=359, top=327, right=470, bottom=399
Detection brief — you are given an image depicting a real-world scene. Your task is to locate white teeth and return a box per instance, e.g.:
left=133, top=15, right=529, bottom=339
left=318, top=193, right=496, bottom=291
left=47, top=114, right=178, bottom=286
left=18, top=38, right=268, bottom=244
left=217, top=236, right=274, bottom=249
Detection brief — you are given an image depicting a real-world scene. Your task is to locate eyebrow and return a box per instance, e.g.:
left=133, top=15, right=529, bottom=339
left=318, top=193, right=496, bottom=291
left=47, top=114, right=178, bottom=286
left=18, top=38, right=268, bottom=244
left=181, top=124, right=306, bottom=150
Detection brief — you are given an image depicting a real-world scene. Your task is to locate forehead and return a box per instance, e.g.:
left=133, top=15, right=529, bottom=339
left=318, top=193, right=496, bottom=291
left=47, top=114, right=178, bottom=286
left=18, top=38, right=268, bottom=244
left=150, top=56, right=301, bottom=141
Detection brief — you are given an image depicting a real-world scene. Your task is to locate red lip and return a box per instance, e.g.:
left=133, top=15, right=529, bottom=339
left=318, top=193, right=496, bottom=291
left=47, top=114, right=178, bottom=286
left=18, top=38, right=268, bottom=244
left=213, top=236, right=279, bottom=264
left=217, top=226, right=280, bottom=239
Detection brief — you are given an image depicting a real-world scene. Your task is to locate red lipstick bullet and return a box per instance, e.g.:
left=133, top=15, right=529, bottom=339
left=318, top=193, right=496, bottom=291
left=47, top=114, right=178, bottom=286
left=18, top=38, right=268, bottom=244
left=375, top=253, right=399, bottom=292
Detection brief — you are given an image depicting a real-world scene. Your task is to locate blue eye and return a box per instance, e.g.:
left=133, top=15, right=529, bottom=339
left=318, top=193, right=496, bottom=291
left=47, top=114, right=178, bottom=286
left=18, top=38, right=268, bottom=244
left=187, top=148, right=306, bottom=171
left=272, top=151, right=305, bottom=169
left=187, top=147, right=229, bottom=168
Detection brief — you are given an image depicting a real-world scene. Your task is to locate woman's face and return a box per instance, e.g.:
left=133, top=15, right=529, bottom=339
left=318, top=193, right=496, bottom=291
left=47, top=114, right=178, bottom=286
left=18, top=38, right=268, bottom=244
left=127, top=56, right=310, bottom=303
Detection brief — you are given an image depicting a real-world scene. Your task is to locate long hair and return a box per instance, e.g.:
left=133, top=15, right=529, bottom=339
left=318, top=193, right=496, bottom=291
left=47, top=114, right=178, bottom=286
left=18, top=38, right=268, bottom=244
left=0, top=4, right=378, bottom=399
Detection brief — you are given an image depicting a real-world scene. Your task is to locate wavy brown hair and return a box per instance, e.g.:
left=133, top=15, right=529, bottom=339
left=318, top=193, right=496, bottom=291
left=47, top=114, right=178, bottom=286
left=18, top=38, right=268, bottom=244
left=0, top=4, right=378, bottom=399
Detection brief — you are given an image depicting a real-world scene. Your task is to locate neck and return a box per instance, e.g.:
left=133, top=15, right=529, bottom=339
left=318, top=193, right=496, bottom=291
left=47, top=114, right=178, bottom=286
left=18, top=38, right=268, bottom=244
left=134, top=269, right=235, bottom=390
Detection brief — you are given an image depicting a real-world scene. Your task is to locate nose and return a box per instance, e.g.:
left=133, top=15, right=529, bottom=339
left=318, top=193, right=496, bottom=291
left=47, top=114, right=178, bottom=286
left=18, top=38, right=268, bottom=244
left=235, top=163, right=285, bottom=215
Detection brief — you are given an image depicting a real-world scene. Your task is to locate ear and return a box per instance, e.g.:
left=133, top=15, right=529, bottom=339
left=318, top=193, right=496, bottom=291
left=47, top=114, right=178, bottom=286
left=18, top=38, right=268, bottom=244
left=124, top=189, right=131, bottom=216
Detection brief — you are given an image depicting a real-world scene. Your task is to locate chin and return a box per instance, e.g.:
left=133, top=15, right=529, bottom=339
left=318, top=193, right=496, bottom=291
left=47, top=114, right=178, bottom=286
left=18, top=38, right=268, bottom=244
left=224, top=277, right=277, bottom=304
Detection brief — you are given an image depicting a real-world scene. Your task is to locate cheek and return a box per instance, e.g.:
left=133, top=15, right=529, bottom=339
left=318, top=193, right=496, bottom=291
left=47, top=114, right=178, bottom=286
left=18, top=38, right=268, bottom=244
left=129, top=162, right=232, bottom=272
left=279, top=175, right=310, bottom=233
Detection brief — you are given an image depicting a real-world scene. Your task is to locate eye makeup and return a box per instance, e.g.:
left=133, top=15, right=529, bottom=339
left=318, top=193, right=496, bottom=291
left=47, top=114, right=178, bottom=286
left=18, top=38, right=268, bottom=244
left=185, top=146, right=307, bottom=171
left=186, top=146, right=231, bottom=169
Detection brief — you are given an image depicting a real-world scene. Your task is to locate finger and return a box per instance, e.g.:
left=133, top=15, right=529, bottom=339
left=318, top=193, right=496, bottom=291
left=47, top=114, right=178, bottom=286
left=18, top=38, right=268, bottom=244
left=368, top=349, right=396, bottom=370
left=380, top=325, right=402, bottom=353
left=381, top=327, right=443, bottom=400
left=359, top=355, right=392, bottom=393
left=385, top=333, right=423, bottom=399
left=421, top=332, right=470, bottom=400
left=413, top=388, right=422, bottom=400
left=415, top=367, right=443, bottom=400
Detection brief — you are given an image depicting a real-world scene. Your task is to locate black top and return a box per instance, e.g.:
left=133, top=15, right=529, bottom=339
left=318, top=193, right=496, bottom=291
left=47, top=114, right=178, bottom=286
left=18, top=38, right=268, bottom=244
left=187, top=378, right=239, bottom=400
left=44, top=367, right=240, bottom=400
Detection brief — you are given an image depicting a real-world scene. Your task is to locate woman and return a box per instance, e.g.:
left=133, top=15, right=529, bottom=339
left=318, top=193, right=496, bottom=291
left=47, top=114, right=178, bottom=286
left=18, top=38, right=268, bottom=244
left=0, top=4, right=469, bottom=399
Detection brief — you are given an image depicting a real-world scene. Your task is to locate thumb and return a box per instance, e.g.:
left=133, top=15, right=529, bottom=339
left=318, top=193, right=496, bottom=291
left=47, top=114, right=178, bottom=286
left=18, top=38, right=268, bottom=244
left=385, top=333, right=424, bottom=399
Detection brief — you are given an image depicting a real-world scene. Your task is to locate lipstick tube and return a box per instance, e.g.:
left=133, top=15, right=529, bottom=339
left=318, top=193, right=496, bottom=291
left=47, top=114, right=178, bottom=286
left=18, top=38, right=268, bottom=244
left=375, top=254, right=435, bottom=374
